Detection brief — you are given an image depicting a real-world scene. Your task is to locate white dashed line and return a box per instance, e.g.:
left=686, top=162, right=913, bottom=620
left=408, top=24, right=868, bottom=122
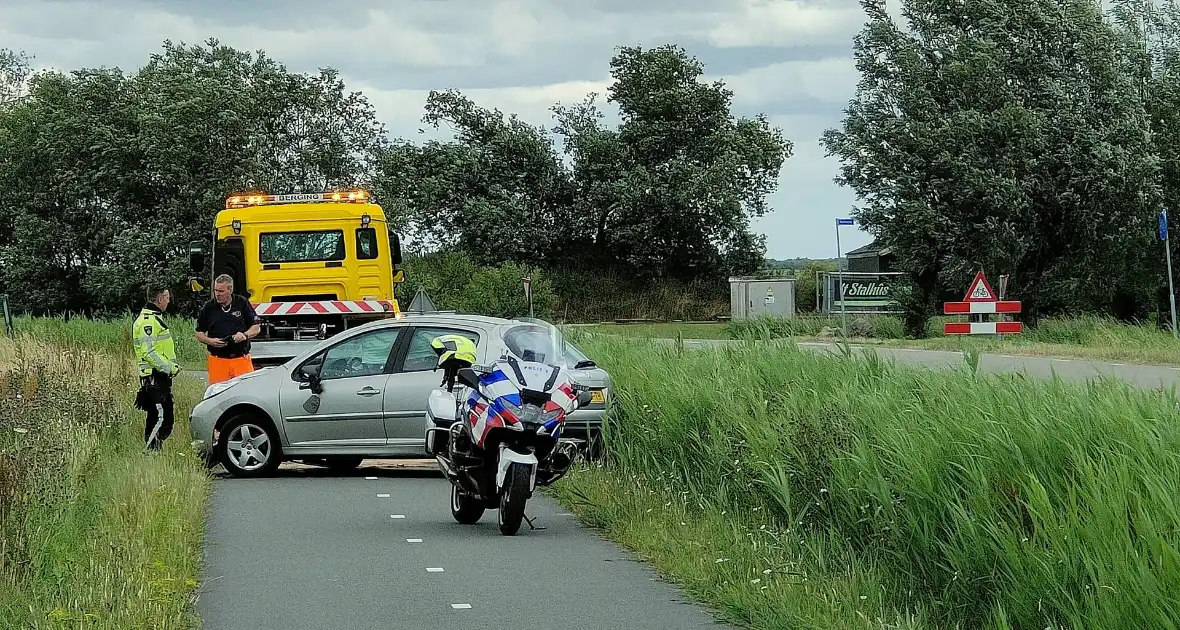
left=558, top=513, right=574, bottom=516
left=365, top=476, right=377, bottom=480
left=391, top=514, right=405, bottom=519
left=451, top=604, right=472, bottom=609
left=427, top=567, right=444, bottom=572
left=1111, top=363, right=1125, bottom=367
left=377, top=493, right=390, bottom=498
left=407, top=538, right=422, bottom=543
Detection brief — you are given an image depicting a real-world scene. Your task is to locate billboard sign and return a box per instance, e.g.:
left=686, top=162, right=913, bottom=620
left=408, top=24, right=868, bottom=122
left=821, top=272, right=905, bottom=314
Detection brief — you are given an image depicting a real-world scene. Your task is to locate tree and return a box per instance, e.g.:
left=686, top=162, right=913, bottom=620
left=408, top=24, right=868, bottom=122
left=822, top=0, right=1159, bottom=336
left=373, top=89, right=575, bottom=267
left=0, top=48, right=32, bottom=107
left=554, top=44, right=792, bottom=281
left=0, top=39, right=389, bottom=315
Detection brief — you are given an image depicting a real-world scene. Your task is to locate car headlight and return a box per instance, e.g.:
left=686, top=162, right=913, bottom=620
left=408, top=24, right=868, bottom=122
left=202, top=380, right=237, bottom=400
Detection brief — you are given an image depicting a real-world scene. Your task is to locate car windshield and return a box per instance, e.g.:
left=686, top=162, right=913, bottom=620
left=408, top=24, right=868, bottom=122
left=499, top=318, right=565, bottom=366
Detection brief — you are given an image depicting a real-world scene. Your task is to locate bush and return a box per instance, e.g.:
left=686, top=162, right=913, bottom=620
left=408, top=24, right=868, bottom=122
left=558, top=334, right=1180, bottom=629
left=400, top=250, right=558, bottom=319
left=463, top=262, right=556, bottom=319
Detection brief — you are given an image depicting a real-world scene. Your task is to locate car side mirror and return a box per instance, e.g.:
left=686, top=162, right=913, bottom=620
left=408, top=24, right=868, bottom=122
left=456, top=367, right=481, bottom=390
left=576, top=390, right=593, bottom=407
left=299, top=362, right=323, bottom=394
left=389, top=230, right=403, bottom=265
left=188, top=240, right=205, bottom=274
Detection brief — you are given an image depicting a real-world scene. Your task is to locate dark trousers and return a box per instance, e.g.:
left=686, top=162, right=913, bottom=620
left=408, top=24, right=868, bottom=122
left=138, top=371, right=175, bottom=450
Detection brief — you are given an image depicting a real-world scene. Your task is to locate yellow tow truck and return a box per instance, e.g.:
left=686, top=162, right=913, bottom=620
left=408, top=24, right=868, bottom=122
left=187, top=189, right=405, bottom=366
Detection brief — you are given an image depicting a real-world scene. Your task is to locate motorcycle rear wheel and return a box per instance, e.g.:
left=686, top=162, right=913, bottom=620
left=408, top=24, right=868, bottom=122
left=498, top=464, right=530, bottom=535
left=450, top=483, right=484, bottom=524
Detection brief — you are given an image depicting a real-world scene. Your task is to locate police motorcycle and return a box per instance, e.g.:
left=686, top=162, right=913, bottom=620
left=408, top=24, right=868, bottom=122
left=423, top=318, right=592, bottom=535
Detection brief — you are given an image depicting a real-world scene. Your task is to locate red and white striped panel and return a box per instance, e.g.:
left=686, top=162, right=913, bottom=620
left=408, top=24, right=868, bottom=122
left=252, top=300, right=395, bottom=316
left=944, top=321, right=1023, bottom=335
left=943, top=300, right=1022, bottom=314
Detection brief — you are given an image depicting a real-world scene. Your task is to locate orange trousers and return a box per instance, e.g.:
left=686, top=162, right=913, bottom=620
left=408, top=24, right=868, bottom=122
left=207, top=355, right=255, bottom=384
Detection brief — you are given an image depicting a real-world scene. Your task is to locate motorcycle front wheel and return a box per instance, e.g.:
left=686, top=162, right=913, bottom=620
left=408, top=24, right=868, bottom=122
left=498, top=464, right=530, bottom=535
left=450, top=483, right=485, bottom=524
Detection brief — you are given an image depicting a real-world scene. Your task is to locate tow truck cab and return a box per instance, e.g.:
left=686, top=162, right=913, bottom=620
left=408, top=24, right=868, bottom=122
left=187, top=189, right=405, bottom=366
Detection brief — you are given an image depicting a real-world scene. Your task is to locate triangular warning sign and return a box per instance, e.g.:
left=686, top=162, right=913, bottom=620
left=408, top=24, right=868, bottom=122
left=407, top=287, right=437, bottom=313
left=963, top=271, right=997, bottom=302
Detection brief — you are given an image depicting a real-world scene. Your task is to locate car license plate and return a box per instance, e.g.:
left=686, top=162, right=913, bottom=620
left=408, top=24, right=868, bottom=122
left=590, top=390, right=605, bottom=404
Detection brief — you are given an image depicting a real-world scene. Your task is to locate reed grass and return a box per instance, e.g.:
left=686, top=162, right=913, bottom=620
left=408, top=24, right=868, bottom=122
left=553, top=332, right=1180, bottom=628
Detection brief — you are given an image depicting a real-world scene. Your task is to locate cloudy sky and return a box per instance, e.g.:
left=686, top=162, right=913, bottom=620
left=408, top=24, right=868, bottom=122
left=0, top=0, right=903, bottom=260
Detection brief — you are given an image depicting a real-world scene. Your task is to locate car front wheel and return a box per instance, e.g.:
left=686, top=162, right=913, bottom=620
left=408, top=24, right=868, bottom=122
left=216, top=414, right=282, bottom=478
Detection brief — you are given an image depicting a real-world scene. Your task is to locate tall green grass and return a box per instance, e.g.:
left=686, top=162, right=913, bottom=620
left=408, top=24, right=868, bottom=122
left=555, top=332, right=1180, bottom=629
left=0, top=337, right=210, bottom=629
left=7, top=315, right=204, bottom=367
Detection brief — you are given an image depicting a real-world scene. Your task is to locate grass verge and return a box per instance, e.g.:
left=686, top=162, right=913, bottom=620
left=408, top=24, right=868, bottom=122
left=0, top=339, right=210, bottom=629
left=553, top=332, right=1180, bottom=629
left=596, top=314, right=1180, bottom=366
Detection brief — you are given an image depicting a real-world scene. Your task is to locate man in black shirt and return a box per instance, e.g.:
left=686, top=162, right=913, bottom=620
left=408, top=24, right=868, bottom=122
left=196, top=274, right=262, bottom=383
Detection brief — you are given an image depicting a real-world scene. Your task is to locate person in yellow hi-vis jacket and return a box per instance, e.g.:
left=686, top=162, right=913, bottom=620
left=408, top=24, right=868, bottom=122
left=132, top=285, right=181, bottom=451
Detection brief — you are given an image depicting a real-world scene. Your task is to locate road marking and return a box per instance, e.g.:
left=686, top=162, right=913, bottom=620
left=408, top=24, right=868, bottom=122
left=558, top=512, right=574, bottom=516
left=391, top=514, right=405, bottom=519
left=1111, top=363, right=1125, bottom=366
left=1051, top=359, right=1071, bottom=363
left=365, top=476, right=377, bottom=480
left=407, top=538, right=422, bottom=543
left=451, top=603, right=471, bottom=609
left=427, top=567, right=444, bottom=572
left=377, top=493, right=390, bottom=498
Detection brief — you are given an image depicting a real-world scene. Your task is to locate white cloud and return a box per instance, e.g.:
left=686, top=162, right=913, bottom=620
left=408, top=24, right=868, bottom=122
left=708, top=0, right=866, bottom=48
left=719, top=56, right=859, bottom=107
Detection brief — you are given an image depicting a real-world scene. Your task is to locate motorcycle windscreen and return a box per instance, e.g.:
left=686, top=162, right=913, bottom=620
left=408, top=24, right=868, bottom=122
left=499, top=317, right=566, bottom=367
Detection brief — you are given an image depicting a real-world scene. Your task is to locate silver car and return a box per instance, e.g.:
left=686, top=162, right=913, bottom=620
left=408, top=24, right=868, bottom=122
left=188, top=313, right=613, bottom=478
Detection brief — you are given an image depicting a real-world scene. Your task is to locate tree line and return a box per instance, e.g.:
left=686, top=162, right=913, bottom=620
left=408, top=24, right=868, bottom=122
left=826, top=0, right=1180, bottom=335
left=8, top=0, right=1180, bottom=334
left=0, top=38, right=791, bottom=318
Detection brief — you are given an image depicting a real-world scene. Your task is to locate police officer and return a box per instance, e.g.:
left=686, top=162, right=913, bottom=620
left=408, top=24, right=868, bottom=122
left=133, top=285, right=181, bottom=451
left=431, top=334, right=478, bottom=392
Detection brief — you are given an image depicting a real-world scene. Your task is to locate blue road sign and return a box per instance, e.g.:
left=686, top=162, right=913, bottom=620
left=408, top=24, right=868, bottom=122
left=1161, top=210, right=1169, bottom=242
left=837, top=218, right=854, bottom=226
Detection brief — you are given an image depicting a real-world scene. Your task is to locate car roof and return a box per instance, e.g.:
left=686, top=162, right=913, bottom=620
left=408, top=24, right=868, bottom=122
left=344, top=311, right=514, bottom=334
left=394, top=312, right=514, bottom=328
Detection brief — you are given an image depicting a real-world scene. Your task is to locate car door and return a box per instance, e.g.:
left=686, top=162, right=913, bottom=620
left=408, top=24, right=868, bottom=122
left=381, top=324, right=484, bottom=443
left=277, top=326, right=404, bottom=448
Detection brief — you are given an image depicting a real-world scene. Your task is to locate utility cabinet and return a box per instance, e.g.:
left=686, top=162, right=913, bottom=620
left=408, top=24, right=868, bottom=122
left=729, top=276, right=796, bottom=320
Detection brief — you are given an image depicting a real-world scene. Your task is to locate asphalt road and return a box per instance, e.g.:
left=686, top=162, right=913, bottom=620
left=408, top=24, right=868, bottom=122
left=195, top=466, right=730, bottom=629
left=674, top=339, right=1180, bottom=391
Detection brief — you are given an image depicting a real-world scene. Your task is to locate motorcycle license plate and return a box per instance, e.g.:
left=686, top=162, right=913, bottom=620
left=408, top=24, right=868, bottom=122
left=590, top=390, right=605, bottom=404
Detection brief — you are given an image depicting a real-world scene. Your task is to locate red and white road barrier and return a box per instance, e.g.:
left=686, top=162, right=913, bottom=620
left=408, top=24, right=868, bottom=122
left=252, top=300, right=395, bottom=316
left=943, top=271, right=1022, bottom=335
left=943, top=321, right=1023, bottom=335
